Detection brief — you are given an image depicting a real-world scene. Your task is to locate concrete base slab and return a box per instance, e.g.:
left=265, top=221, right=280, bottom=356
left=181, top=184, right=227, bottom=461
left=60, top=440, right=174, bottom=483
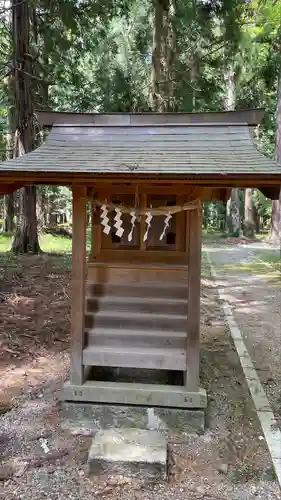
left=87, top=428, right=167, bottom=481
left=61, top=402, right=205, bottom=436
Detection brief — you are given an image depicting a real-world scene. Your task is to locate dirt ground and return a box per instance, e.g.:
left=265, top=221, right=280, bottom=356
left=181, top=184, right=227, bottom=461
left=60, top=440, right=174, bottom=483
left=207, top=240, right=281, bottom=428
left=0, top=252, right=280, bottom=499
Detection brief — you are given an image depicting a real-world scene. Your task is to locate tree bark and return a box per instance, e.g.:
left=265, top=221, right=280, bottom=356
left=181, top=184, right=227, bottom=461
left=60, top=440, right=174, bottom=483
left=271, top=45, right=281, bottom=243
left=227, top=189, right=241, bottom=237
left=224, top=63, right=241, bottom=236
left=36, top=187, right=48, bottom=230
left=271, top=198, right=280, bottom=242
left=162, top=0, right=175, bottom=111
left=244, top=188, right=256, bottom=238
left=12, top=186, right=40, bottom=253
left=11, top=0, right=40, bottom=254
left=151, top=0, right=177, bottom=112
left=4, top=194, right=15, bottom=233
left=225, top=64, right=236, bottom=112
left=151, top=0, right=164, bottom=111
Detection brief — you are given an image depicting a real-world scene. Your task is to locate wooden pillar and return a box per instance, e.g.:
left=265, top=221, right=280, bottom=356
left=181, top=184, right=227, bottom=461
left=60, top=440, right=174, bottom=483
left=71, top=185, right=87, bottom=385
left=185, top=204, right=203, bottom=391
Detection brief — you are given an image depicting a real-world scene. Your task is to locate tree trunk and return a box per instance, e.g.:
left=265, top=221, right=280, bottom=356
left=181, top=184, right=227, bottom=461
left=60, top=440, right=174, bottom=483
left=4, top=194, right=15, bottom=233
left=13, top=186, right=40, bottom=253
left=151, top=0, right=177, bottom=112
left=11, top=0, right=40, bottom=253
left=225, top=64, right=236, bottom=112
left=227, top=189, right=241, bottom=237
left=151, top=0, right=164, bottom=111
left=271, top=46, right=281, bottom=243
left=271, top=198, right=280, bottom=242
left=244, top=188, right=256, bottom=238
left=224, top=63, right=241, bottom=236
left=49, top=212, right=58, bottom=226
left=162, top=0, right=175, bottom=111
left=36, top=188, right=48, bottom=230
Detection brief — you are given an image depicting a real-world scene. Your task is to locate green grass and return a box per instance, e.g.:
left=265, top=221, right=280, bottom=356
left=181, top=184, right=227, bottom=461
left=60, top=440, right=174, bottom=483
left=257, top=249, right=281, bottom=265
left=0, top=230, right=93, bottom=272
left=41, top=233, right=73, bottom=253
left=254, top=250, right=281, bottom=284
left=0, top=233, right=13, bottom=252
left=222, top=250, right=281, bottom=286
left=254, top=233, right=270, bottom=241
left=0, top=230, right=91, bottom=254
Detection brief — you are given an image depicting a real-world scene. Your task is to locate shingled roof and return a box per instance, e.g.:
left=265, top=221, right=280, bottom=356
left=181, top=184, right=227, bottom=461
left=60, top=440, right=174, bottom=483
left=0, top=122, right=280, bottom=176
left=0, top=110, right=281, bottom=200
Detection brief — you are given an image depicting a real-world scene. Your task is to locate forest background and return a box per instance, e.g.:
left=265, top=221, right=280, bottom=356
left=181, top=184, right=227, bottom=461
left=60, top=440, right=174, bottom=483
left=0, top=0, right=281, bottom=252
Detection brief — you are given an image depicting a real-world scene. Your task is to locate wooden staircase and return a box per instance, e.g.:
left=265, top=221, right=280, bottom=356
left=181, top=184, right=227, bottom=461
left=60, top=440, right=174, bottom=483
left=83, top=282, right=188, bottom=372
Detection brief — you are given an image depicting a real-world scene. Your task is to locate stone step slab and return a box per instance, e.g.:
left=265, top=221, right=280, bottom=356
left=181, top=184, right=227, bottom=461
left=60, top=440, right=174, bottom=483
left=87, top=428, right=167, bottom=481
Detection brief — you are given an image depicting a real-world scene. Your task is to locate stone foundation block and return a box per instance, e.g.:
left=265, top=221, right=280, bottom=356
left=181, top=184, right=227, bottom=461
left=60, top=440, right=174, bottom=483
left=87, top=428, right=167, bottom=481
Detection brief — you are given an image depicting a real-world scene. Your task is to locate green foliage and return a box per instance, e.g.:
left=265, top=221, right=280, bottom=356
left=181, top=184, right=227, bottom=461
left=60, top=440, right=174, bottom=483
left=50, top=0, right=151, bottom=112
left=204, top=201, right=227, bottom=232
left=252, top=189, right=272, bottom=218
left=0, top=0, right=280, bottom=237
left=0, top=0, right=280, bottom=135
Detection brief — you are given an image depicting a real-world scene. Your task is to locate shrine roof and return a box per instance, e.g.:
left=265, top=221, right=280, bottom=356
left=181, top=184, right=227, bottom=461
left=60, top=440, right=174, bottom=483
left=0, top=109, right=281, bottom=183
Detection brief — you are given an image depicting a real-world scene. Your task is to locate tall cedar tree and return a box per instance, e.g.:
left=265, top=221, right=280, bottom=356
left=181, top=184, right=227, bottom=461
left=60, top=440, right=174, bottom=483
left=11, top=0, right=40, bottom=253
left=151, top=0, right=165, bottom=111
left=151, top=0, right=175, bottom=112
left=244, top=188, right=257, bottom=237
left=271, top=41, right=281, bottom=242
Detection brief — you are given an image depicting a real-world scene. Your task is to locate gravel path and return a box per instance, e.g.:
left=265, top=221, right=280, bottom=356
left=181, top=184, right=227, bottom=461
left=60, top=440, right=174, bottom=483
left=1, top=246, right=281, bottom=499
left=206, top=241, right=281, bottom=427
left=1, top=388, right=280, bottom=500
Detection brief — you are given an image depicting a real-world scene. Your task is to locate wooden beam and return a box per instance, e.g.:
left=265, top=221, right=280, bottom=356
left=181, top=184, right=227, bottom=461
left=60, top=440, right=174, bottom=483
left=36, top=108, right=265, bottom=127
left=94, top=184, right=194, bottom=196
left=0, top=183, right=24, bottom=194
left=62, top=380, right=207, bottom=408
left=71, top=185, right=87, bottom=385
left=1, top=172, right=281, bottom=189
left=185, top=204, right=202, bottom=391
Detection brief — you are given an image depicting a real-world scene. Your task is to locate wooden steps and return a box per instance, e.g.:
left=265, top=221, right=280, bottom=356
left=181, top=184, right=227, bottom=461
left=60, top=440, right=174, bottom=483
left=85, top=327, right=185, bottom=349
left=86, top=295, right=188, bottom=315
left=87, top=282, right=188, bottom=300
left=83, top=345, right=186, bottom=370
left=84, top=280, right=188, bottom=371
left=85, top=310, right=186, bottom=332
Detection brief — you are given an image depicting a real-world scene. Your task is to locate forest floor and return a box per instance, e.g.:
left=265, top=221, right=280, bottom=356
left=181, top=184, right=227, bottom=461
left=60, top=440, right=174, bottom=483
left=0, top=233, right=281, bottom=499
left=206, top=236, right=281, bottom=429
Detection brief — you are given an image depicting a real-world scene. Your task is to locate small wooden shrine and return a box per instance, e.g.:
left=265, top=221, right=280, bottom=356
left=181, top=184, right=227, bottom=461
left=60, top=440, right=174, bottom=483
left=1, top=109, right=281, bottom=411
